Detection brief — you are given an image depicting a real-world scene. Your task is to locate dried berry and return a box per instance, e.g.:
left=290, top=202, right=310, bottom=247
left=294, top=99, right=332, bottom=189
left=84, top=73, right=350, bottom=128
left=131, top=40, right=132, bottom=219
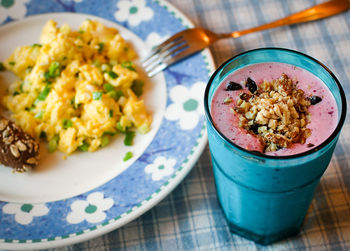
left=226, top=81, right=243, bottom=91
left=308, top=96, right=322, bottom=105
left=239, top=92, right=252, bottom=101
left=307, top=143, right=315, bottom=147
left=246, top=77, right=257, bottom=93
left=249, top=124, right=259, bottom=134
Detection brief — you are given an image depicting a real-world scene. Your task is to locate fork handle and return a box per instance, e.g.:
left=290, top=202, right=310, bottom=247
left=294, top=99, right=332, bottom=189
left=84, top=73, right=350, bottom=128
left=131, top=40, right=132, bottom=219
left=218, top=0, right=350, bottom=39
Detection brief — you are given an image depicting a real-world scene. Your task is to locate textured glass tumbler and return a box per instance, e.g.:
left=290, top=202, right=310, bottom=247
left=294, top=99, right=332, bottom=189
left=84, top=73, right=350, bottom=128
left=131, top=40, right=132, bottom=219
left=204, top=48, right=347, bottom=244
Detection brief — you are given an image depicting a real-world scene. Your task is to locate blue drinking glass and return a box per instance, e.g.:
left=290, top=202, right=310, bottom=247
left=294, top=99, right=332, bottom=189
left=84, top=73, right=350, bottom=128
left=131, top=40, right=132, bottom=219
left=204, top=48, right=347, bottom=244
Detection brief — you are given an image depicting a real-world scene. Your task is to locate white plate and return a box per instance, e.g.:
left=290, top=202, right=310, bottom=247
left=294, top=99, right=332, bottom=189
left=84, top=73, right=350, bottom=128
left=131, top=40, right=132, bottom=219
left=0, top=13, right=166, bottom=203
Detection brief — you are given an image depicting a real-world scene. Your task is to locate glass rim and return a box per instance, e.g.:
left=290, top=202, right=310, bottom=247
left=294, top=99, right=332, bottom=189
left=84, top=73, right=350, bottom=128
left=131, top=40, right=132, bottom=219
left=204, top=47, right=347, bottom=160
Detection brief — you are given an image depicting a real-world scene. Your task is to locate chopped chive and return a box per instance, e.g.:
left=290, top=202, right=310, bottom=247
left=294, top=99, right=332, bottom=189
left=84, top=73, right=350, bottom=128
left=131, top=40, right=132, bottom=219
left=9, top=61, right=15, bottom=66
left=12, top=91, right=20, bottom=96
left=48, top=135, right=59, bottom=153
left=20, top=82, right=24, bottom=92
left=103, top=83, right=115, bottom=93
left=0, top=62, right=4, bottom=71
left=131, top=79, right=144, bottom=97
left=101, top=135, right=109, bottom=147
left=78, top=29, right=85, bottom=34
left=124, top=130, right=135, bottom=146
left=116, top=122, right=125, bottom=132
left=40, top=131, right=47, bottom=139
left=109, top=109, right=113, bottom=118
left=48, top=61, right=61, bottom=78
left=37, top=85, right=51, bottom=101
left=103, top=131, right=116, bottom=136
left=123, top=151, right=133, bottom=161
left=78, top=141, right=89, bottom=152
left=63, top=119, right=73, bottom=129
left=108, top=90, right=123, bottom=100
left=92, top=91, right=103, bottom=100
left=121, top=61, right=136, bottom=71
left=98, top=42, right=105, bottom=53
left=44, top=71, right=51, bottom=81
left=31, top=43, right=42, bottom=48
left=107, top=71, right=118, bottom=79
left=35, top=110, right=44, bottom=119
left=93, top=60, right=101, bottom=67
left=70, top=96, right=75, bottom=105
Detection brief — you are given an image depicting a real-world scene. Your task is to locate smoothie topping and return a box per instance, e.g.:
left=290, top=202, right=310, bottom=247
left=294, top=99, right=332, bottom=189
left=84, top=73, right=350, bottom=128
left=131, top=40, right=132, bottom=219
left=234, top=74, right=314, bottom=152
left=226, top=81, right=243, bottom=91
left=308, top=95, right=322, bottom=105
left=245, top=77, right=257, bottom=93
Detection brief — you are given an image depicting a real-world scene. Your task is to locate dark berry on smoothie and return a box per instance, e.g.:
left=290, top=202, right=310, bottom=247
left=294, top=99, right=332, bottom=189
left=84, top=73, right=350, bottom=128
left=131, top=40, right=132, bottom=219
left=226, top=81, right=243, bottom=91
left=308, top=96, right=322, bottom=105
left=246, top=77, right=257, bottom=93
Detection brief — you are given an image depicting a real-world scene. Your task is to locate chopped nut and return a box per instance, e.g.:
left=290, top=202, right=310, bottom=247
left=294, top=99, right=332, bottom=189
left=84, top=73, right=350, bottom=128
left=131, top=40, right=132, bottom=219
left=0, top=119, right=8, bottom=131
left=268, top=119, right=277, bottom=130
left=255, top=112, right=268, bottom=125
left=239, top=93, right=252, bottom=101
left=33, top=142, right=39, bottom=152
left=4, top=136, right=14, bottom=145
left=26, top=157, right=37, bottom=164
left=245, top=110, right=257, bottom=120
left=15, top=140, right=27, bottom=151
left=2, top=128, right=10, bottom=139
left=10, top=145, right=20, bottom=158
left=223, top=97, right=232, bottom=104
left=240, top=101, right=251, bottom=112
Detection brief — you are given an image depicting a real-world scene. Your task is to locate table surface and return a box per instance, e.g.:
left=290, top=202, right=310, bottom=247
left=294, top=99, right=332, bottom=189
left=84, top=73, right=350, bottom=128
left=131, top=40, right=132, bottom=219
left=47, top=0, right=350, bottom=250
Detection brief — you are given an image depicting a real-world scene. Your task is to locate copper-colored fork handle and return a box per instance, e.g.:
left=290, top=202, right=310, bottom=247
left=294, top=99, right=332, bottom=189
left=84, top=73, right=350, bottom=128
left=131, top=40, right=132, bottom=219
left=218, top=0, right=350, bottom=39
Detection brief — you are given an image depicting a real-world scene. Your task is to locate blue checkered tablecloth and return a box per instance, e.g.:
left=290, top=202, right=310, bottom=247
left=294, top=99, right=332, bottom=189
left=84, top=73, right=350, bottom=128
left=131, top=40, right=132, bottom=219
left=49, top=0, right=350, bottom=250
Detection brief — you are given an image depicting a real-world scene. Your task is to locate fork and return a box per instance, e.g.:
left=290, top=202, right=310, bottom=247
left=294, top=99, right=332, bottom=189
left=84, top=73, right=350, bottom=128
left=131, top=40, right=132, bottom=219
left=142, top=0, right=350, bottom=77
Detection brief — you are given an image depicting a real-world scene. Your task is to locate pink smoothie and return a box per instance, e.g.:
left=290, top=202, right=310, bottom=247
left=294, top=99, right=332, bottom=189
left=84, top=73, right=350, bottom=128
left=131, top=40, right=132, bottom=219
left=211, top=62, right=338, bottom=156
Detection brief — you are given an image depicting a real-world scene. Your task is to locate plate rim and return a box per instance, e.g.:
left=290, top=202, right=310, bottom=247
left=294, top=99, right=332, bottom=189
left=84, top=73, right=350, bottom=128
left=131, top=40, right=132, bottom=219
left=0, top=0, right=216, bottom=249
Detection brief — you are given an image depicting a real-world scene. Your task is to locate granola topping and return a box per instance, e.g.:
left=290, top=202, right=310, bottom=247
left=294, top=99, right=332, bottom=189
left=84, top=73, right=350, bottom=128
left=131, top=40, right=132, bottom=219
left=234, top=74, right=314, bottom=152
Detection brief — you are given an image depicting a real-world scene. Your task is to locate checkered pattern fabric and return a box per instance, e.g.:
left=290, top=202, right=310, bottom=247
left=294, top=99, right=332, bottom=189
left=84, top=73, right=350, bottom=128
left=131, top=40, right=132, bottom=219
left=49, top=0, right=350, bottom=250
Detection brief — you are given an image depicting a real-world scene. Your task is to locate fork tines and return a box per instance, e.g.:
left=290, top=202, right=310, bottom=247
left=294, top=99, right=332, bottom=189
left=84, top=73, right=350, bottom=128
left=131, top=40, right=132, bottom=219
left=141, top=32, right=189, bottom=77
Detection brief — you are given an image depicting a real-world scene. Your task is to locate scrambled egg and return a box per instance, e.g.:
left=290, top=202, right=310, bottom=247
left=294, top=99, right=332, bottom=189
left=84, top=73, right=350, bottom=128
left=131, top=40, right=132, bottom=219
left=3, top=20, right=152, bottom=155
